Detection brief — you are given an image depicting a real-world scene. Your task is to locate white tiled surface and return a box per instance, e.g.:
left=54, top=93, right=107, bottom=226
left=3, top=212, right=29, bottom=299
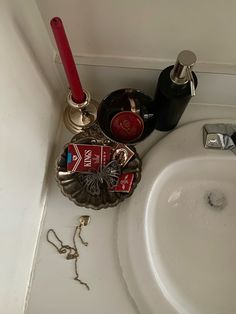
left=26, top=103, right=236, bottom=314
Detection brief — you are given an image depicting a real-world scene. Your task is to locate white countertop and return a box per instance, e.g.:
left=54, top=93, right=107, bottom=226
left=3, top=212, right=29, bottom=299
left=26, top=102, right=236, bottom=314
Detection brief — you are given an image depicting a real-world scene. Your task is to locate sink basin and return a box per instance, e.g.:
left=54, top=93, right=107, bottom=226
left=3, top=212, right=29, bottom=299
left=118, top=120, right=236, bottom=314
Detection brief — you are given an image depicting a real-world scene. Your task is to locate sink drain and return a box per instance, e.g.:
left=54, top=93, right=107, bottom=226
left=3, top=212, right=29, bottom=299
left=205, top=190, right=227, bottom=211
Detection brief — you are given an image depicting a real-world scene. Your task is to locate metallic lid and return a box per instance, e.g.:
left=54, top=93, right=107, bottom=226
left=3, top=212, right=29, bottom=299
left=170, top=50, right=197, bottom=96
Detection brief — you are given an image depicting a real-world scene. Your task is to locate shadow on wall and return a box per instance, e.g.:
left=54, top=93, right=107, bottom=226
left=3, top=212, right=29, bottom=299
left=10, top=2, right=65, bottom=105
left=6, top=1, right=67, bottom=204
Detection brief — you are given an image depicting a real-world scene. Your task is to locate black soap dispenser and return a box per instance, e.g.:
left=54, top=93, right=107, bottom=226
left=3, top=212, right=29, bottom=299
left=154, top=50, right=198, bottom=131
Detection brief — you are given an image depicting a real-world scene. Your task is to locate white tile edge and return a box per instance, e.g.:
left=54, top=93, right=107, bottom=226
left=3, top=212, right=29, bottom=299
left=54, top=52, right=236, bottom=75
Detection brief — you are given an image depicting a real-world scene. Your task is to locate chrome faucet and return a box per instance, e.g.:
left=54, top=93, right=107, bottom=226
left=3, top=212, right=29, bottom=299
left=203, top=124, right=236, bottom=155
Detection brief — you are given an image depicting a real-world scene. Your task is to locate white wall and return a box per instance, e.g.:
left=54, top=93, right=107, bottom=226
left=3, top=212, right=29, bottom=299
left=37, top=0, right=236, bottom=74
left=35, top=0, right=236, bottom=107
left=0, top=1, right=65, bottom=313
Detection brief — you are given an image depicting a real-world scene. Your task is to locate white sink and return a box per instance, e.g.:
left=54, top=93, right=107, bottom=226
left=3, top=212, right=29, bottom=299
left=118, top=119, right=236, bottom=314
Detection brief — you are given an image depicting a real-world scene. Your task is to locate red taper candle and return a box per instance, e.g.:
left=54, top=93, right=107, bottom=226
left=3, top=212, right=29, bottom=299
left=50, top=17, right=85, bottom=103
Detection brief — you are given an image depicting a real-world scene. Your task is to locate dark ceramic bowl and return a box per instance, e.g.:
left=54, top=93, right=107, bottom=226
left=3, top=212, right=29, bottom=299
left=97, top=88, right=157, bottom=144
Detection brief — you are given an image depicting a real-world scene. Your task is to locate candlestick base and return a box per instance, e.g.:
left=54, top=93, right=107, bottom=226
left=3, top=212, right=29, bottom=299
left=64, top=90, right=97, bottom=133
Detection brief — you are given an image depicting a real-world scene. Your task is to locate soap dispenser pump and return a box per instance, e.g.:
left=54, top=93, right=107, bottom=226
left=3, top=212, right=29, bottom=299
left=154, top=50, right=198, bottom=131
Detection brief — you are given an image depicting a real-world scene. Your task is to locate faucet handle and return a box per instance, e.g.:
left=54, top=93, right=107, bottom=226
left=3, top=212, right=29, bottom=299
left=203, top=124, right=236, bottom=152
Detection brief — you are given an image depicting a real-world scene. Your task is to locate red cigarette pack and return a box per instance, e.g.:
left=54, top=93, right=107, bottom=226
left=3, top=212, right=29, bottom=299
left=67, top=144, right=111, bottom=172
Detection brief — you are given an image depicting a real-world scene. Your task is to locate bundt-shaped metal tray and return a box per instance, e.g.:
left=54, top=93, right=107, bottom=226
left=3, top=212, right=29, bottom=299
left=56, top=124, right=142, bottom=210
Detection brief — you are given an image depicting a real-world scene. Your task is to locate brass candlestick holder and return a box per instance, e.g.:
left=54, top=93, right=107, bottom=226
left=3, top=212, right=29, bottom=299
left=64, top=89, right=98, bottom=133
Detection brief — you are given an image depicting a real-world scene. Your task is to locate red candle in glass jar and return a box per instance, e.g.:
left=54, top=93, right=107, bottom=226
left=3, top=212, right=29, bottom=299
left=110, top=111, right=144, bottom=142
left=97, top=88, right=157, bottom=144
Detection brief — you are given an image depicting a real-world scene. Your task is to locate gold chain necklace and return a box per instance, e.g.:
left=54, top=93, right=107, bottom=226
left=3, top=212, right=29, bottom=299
left=46, top=215, right=91, bottom=290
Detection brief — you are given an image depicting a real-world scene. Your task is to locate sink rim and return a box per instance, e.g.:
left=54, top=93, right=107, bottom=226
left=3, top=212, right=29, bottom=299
left=117, top=119, right=236, bottom=314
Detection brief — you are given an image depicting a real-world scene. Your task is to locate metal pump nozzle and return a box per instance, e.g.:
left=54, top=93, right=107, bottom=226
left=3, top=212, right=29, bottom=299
left=170, top=50, right=197, bottom=96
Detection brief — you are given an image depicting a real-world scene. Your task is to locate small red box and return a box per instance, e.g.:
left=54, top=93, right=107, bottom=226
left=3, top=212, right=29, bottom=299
left=67, top=144, right=111, bottom=172
left=113, top=173, right=134, bottom=193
